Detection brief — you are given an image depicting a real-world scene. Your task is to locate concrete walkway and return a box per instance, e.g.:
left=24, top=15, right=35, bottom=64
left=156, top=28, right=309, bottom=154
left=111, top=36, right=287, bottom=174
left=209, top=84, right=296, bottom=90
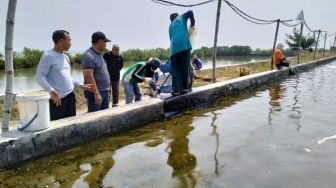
left=1, top=56, right=335, bottom=169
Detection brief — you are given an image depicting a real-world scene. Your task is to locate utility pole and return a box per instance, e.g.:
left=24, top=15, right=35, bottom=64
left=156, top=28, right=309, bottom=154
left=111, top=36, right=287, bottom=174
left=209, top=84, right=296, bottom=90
left=323, top=32, right=327, bottom=56
left=2, top=0, right=18, bottom=133
left=296, top=10, right=304, bottom=65
left=212, top=0, right=222, bottom=83
left=314, top=30, right=321, bottom=60
left=271, top=19, right=280, bottom=70
left=333, top=34, right=336, bottom=55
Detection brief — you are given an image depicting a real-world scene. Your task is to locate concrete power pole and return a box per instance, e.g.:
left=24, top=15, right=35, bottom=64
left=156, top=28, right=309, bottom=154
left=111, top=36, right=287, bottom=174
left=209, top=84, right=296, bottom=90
left=270, top=19, right=280, bottom=70
left=323, top=32, right=327, bottom=56
left=212, top=0, right=222, bottom=83
left=314, top=30, right=321, bottom=60
left=296, top=10, right=304, bottom=65
left=2, top=0, right=18, bottom=133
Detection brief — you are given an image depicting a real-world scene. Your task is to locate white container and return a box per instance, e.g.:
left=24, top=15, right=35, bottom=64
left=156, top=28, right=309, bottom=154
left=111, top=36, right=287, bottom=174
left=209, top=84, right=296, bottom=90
left=15, top=90, right=50, bottom=131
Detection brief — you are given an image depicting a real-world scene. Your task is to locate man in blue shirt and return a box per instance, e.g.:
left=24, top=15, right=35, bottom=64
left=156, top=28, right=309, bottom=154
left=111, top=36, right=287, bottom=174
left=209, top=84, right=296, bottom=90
left=81, top=31, right=111, bottom=112
left=192, top=55, right=202, bottom=70
left=169, top=10, right=195, bottom=96
left=192, top=54, right=202, bottom=79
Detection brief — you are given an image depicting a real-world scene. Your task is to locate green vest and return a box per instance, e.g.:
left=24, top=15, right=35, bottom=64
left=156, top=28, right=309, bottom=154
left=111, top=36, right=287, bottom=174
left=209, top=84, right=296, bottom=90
left=122, top=62, right=146, bottom=84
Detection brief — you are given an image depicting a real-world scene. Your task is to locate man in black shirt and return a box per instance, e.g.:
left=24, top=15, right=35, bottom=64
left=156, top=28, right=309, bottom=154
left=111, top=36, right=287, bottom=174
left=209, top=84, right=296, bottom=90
left=103, top=44, right=124, bottom=107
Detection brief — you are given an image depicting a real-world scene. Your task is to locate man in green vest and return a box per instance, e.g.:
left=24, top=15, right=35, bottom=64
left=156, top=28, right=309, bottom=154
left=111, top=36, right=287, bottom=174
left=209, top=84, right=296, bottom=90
left=122, top=58, right=161, bottom=104
left=169, top=10, right=195, bottom=96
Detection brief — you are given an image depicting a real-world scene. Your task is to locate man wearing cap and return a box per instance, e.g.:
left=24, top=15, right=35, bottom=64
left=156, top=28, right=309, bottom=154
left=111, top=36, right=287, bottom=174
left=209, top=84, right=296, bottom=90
left=103, top=44, right=124, bottom=107
left=122, top=58, right=161, bottom=104
left=169, top=10, right=195, bottom=96
left=81, top=31, right=111, bottom=112
left=273, top=43, right=290, bottom=69
left=36, top=30, right=94, bottom=120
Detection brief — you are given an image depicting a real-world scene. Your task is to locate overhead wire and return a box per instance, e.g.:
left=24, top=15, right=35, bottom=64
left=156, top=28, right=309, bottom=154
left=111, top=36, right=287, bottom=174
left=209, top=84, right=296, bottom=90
left=304, top=20, right=318, bottom=33
left=151, top=0, right=216, bottom=7
left=280, top=21, right=300, bottom=27
left=150, top=0, right=334, bottom=37
left=223, top=0, right=278, bottom=24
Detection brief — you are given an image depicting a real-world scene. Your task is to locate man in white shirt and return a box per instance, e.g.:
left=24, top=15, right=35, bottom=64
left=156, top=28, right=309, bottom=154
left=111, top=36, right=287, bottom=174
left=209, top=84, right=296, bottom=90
left=36, top=30, right=94, bottom=120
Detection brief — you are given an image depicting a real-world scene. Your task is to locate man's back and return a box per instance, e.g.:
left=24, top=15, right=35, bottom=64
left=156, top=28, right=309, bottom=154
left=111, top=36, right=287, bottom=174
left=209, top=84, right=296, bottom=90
left=103, top=52, right=123, bottom=81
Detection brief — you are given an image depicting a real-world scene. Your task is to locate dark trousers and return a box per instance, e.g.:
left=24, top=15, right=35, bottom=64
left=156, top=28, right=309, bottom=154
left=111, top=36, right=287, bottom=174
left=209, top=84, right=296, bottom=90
left=171, top=50, right=191, bottom=94
left=276, top=60, right=290, bottom=69
left=111, top=80, right=120, bottom=105
left=49, top=92, right=76, bottom=121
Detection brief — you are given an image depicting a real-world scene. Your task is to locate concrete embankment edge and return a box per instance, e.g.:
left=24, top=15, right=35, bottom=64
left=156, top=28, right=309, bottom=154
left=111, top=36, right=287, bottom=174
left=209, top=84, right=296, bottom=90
left=165, top=56, right=336, bottom=111
left=1, top=56, right=335, bottom=169
left=0, top=99, right=164, bottom=169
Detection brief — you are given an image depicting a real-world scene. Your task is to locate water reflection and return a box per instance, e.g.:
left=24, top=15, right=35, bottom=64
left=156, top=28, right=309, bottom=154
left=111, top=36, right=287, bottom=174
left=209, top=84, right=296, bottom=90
left=76, top=152, right=114, bottom=188
left=290, top=77, right=302, bottom=131
left=268, top=82, right=283, bottom=126
left=210, top=112, right=219, bottom=175
left=165, top=117, right=197, bottom=188
left=268, top=78, right=303, bottom=130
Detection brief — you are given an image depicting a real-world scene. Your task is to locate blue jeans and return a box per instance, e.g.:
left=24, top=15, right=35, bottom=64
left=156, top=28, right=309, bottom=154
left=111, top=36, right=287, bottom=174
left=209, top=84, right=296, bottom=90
left=84, top=90, right=109, bottom=112
left=123, top=81, right=142, bottom=104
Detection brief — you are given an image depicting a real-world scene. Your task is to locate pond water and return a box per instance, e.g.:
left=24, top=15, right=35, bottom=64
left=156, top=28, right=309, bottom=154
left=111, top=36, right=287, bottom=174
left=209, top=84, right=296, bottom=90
left=1, top=61, right=335, bottom=188
left=0, top=56, right=268, bottom=95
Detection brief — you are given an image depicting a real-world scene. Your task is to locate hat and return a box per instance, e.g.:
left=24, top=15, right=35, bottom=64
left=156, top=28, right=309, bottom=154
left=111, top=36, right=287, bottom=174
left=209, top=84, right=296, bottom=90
left=149, top=58, right=162, bottom=68
left=276, top=43, right=284, bottom=49
left=112, top=44, right=119, bottom=48
left=91, top=31, right=111, bottom=43
left=170, top=13, right=179, bottom=21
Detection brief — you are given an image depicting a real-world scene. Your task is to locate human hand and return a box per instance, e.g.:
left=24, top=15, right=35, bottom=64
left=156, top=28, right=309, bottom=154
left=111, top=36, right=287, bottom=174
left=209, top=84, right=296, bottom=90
left=188, top=26, right=197, bottom=36
left=143, top=77, right=152, bottom=84
left=50, top=91, right=61, bottom=107
left=80, top=84, right=95, bottom=93
left=94, top=92, right=102, bottom=104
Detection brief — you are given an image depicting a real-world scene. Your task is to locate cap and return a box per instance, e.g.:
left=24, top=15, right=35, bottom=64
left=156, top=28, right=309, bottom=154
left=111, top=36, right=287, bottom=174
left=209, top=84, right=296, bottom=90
left=170, top=13, right=179, bottom=21
left=149, top=58, right=162, bottom=68
left=276, top=43, right=284, bottom=49
left=112, top=44, right=119, bottom=48
left=91, top=31, right=111, bottom=43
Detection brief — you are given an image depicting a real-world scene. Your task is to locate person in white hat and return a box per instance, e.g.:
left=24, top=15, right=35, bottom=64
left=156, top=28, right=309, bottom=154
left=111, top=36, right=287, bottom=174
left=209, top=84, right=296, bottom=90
left=273, top=43, right=290, bottom=69
left=103, top=44, right=124, bottom=107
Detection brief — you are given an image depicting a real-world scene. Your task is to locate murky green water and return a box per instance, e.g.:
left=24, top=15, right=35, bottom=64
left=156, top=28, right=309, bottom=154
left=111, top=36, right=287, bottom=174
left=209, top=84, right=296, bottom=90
left=1, top=61, right=336, bottom=188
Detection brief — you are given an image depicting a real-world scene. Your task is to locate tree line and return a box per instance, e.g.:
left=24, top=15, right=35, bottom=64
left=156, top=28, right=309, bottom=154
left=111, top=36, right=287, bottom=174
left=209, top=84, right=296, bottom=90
left=0, top=29, right=320, bottom=70
left=0, top=45, right=269, bottom=69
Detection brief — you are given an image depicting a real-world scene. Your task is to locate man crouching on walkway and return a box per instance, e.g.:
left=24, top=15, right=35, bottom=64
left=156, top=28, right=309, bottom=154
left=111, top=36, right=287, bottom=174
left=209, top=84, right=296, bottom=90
left=36, top=30, right=94, bottom=121
left=122, top=58, right=162, bottom=104
left=273, top=43, right=290, bottom=70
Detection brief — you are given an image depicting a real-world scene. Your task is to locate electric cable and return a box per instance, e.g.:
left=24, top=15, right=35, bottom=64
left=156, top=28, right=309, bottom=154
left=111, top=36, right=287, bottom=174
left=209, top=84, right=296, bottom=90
left=151, top=0, right=216, bottom=7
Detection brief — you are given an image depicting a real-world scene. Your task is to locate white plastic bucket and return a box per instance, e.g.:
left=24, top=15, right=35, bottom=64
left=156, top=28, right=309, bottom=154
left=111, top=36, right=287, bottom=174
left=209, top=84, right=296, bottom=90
left=15, top=90, right=50, bottom=131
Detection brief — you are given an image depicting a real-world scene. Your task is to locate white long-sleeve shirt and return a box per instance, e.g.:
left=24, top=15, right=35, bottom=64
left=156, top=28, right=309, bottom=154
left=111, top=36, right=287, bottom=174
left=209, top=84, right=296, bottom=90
left=36, top=50, right=79, bottom=98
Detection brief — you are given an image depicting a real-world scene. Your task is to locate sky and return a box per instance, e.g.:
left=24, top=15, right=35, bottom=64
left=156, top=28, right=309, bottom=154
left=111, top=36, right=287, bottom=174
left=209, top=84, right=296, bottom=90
left=0, top=0, right=336, bottom=53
